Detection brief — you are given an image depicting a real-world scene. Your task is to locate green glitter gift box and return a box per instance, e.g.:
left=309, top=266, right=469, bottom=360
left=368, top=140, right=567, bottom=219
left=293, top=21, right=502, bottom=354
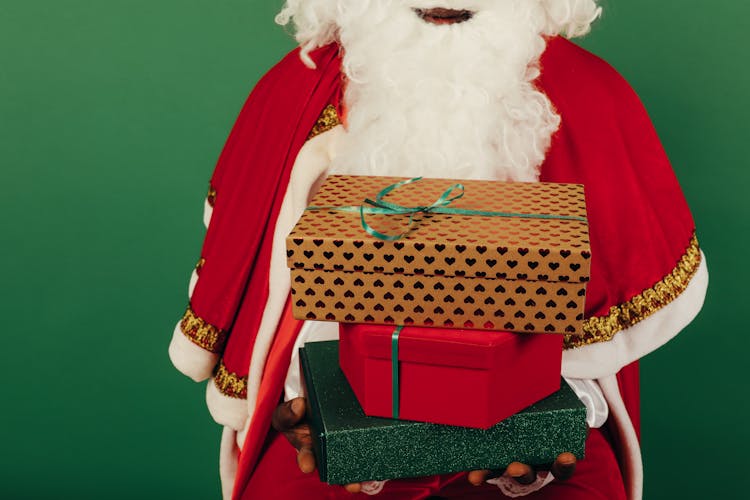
left=301, top=340, right=587, bottom=485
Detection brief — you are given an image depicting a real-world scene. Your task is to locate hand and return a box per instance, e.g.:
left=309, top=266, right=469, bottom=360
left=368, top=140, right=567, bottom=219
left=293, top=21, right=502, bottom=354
left=272, top=397, right=364, bottom=494
left=467, top=452, right=577, bottom=486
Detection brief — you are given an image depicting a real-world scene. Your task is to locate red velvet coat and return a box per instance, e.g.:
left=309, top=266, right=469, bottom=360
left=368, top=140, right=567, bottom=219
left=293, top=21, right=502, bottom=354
left=181, top=37, right=698, bottom=498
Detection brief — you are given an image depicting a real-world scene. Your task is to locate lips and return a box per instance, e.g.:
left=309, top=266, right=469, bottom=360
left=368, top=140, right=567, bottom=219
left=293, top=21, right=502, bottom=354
left=414, top=7, right=474, bottom=25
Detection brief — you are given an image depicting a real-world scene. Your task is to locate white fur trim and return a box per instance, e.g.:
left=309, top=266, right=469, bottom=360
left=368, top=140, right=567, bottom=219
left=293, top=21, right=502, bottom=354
left=598, top=375, right=642, bottom=500
left=236, top=422, right=248, bottom=450
left=562, top=252, right=708, bottom=379
left=487, top=470, right=554, bottom=497
left=219, top=427, right=239, bottom=500
left=242, top=129, right=341, bottom=434
left=564, top=378, right=608, bottom=428
left=203, top=198, right=213, bottom=228
left=188, top=269, right=198, bottom=298
left=206, top=379, right=249, bottom=431
left=168, top=320, right=217, bottom=382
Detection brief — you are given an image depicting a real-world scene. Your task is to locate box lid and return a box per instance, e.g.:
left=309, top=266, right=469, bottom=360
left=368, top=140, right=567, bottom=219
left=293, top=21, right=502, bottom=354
left=343, top=323, right=562, bottom=370
left=287, top=175, right=591, bottom=283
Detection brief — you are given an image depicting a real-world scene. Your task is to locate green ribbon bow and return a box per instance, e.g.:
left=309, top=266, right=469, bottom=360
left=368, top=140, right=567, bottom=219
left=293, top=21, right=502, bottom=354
left=306, top=177, right=586, bottom=241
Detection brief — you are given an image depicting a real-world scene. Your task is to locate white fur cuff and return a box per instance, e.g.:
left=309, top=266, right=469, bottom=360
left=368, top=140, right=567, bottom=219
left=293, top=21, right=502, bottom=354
left=206, top=378, right=249, bottom=431
left=562, top=252, right=708, bottom=379
left=168, top=321, right=218, bottom=382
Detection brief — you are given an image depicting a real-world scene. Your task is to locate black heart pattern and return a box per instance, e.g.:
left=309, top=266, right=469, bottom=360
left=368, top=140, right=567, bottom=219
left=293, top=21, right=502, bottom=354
left=288, top=180, right=588, bottom=334
left=287, top=238, right=590, bottom=278
left=288, top=176, right=589, bottom=286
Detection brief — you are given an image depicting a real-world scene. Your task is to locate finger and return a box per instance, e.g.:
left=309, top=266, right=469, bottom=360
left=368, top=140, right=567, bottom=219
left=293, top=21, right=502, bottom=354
left=285, top=422, right=313, bottom=450
left=297, top=446, right=316, bottom=474
left=467, top=470, right=490, bottom=486
left=551, top=452, right=577, bottom=481
left=272, top=398, right=306, bottom=431
left=344, top=483, right=362, bottom=494
left=506, top=462, right=536, bottom=485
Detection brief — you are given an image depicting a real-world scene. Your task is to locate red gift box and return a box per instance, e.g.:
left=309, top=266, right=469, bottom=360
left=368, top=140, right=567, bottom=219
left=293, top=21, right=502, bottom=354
left=339, top=323, right=563, bottom=429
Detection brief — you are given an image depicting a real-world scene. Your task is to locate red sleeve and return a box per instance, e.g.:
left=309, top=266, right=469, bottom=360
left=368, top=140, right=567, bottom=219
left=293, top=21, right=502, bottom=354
left=539, top=37, right=699, bottom=347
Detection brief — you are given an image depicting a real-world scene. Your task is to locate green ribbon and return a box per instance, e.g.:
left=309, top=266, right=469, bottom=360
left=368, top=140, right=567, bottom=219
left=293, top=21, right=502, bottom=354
left=306, top=177, right=586, bottom=241
left=391, top=325, right=403, bottom=419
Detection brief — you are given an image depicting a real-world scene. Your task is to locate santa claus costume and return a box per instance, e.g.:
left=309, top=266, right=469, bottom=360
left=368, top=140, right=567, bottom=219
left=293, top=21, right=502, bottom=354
left=168, top=1, right=707, bottom=499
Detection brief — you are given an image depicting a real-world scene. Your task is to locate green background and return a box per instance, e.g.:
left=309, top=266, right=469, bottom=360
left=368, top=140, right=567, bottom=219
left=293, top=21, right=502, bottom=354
left=1, top=0, right=746, bottom=498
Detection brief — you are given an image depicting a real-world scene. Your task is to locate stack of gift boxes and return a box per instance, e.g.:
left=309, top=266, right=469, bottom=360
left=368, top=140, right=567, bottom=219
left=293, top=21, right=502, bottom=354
left=287, top=175, right=591, bottom=485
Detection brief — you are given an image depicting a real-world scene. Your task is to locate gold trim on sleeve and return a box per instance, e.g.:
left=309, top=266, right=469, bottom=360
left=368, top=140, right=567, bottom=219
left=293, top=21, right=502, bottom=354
left=308, top=104, right=341, bottom=139
left=195, top=258, right=206, bottom=274
left=207, top=184, right=217, bottom=207
left=213, top=360, right=248, bottom=399
left=179, top=306, right=227, bottom=353
left=564, top=234, right=702, bottom=349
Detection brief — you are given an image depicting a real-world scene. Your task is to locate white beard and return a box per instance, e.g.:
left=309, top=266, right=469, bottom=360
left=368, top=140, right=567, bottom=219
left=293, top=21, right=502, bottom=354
left=329, top=0, right=561, bottom=182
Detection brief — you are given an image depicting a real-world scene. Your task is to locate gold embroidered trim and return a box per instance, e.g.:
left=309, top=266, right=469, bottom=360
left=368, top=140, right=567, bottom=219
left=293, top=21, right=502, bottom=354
left=564, top=235, right=701, bottom=349
left=207, top=184, right=217, bottom=207
left=308, top=104, right=341, bottom=139
left=179, top=306, right=227, bottom=353
left=214, top=360, right=247, bottom=399
left=195, top=258, right=206, bottom=274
